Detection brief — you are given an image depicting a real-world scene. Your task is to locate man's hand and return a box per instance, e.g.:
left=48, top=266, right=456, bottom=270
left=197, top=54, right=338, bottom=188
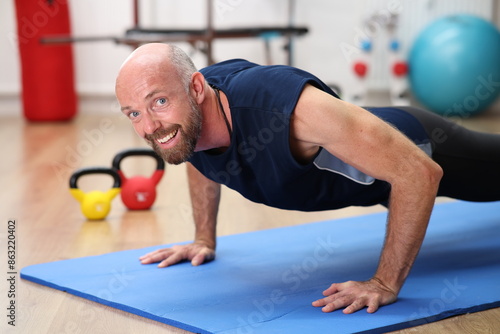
left=312, top=277, right=398, bottom=314
left=140, top=164, right=219, bottom=269
left=139, top=242, right=215, bottom=268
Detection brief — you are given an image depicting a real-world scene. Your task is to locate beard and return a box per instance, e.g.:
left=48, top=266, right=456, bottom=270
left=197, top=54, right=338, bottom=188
left=145, top=98, right=202, bottom=165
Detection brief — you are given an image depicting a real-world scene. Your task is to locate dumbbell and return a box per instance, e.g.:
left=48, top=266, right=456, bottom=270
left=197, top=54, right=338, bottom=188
left=112, top=148, right=165, bottom=210
left=69, top=167, right=121, bottom=220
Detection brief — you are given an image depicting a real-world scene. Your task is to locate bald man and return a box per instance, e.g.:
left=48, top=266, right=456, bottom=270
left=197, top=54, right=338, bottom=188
left=115, top=43, right=500, bottom=314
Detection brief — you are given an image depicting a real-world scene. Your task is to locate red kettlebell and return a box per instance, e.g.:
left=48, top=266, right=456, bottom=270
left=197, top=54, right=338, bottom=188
left=112, top=148, right=165, bottom=210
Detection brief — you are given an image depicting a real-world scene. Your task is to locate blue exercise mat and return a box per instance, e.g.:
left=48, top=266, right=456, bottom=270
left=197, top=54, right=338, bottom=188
left=21, top=201, right=500, bottom=334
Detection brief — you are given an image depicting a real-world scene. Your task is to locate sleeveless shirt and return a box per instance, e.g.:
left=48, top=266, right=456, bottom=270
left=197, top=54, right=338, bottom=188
left=189, top=59, right=431, bottom=211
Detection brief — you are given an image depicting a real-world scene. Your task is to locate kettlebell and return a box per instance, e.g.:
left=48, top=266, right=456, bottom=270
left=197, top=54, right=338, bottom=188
left=69, top=167, right=121, bottom=220
left=112, top=148, right=165, bottom=210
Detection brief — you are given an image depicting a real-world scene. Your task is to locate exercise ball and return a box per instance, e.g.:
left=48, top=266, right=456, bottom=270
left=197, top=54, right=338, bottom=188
left=409, top=15, right=500, bottom=117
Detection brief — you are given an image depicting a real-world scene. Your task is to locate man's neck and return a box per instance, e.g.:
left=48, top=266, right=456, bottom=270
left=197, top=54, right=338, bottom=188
left=194, top=86, right=232, bottom=152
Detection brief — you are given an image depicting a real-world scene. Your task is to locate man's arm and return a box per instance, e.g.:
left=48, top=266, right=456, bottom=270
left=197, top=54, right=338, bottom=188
left=188, top=162, right=220, bottom=259
left=139, top=162, right=220, bottom=267
left=290, top=85, right=443, bottom=313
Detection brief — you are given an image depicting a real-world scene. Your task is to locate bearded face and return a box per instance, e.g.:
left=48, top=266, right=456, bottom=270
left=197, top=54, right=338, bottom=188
left=145, top=96, right=203, bottom=165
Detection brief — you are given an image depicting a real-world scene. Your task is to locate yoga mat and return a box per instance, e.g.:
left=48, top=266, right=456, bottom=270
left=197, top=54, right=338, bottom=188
left=21, top=201, right=500, bottom=334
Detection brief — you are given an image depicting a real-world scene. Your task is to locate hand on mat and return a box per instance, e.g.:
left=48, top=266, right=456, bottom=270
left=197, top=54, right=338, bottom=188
left=139, top=242, right=215, bottom=268
left=312, top=278, right=397, bottom=314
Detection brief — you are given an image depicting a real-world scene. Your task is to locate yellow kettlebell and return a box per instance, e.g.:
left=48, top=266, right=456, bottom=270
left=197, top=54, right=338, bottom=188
left=69, top=167, right=121, bottom=220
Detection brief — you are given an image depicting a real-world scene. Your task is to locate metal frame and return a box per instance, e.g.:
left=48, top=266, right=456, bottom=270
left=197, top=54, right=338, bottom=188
left=41, top=0, right=307, bottom=65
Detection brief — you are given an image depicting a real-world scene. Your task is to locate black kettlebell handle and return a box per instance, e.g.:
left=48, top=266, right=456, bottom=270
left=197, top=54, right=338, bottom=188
left=69, top=167, right=122, bottom=189
left=112, top=148, right=165, bottom=172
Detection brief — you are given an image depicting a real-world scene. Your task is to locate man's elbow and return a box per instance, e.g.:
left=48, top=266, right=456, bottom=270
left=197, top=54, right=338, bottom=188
left=422, top=159, right=443, bottom=191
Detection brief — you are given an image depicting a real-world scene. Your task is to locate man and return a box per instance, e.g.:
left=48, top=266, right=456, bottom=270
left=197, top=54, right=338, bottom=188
left=115, top=43, right=500, bottom=315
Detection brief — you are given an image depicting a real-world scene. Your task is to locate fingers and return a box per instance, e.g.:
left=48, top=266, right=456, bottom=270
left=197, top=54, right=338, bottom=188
left=312, top=280, right=395, bottom=314
left=158, top=251, right=186, bottom=268
left=139, top=247, right=185, bottom=267
left=139, top=249, right=174, bottom=264
left=322, top=283, right=341, bottom=296
left=343, top=299, right=378, bottom=314
left=139, top=244, right=216, bottom=268
left=191, top=248, right=215, bottom=266
left=312, top=293, right=380, bottom=314
left=366, top=301, right=379, bottom=314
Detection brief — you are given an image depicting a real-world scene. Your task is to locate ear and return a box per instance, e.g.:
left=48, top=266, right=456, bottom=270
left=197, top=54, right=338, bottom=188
left=190, top=72, right=206, bottom=104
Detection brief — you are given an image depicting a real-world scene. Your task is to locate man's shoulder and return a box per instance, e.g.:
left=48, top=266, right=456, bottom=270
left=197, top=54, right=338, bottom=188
left=200, top=59, right=258, bottom=76
left=200, top=60, right=338, bottom=113
left=200, top=59, right=316, bottom=90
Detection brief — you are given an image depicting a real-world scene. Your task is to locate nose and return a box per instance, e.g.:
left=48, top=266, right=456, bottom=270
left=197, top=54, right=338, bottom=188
left=142, top=113, right=161, bottom=136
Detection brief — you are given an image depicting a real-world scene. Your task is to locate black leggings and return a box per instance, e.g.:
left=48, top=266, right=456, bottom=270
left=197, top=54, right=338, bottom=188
left=396, top=106, right=500, bottom=202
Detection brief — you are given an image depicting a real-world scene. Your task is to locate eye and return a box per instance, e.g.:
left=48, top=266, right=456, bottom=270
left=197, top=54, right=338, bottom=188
left=128, top=111, right=140, bottom=119
left=156, top=98, right=167, bottom=106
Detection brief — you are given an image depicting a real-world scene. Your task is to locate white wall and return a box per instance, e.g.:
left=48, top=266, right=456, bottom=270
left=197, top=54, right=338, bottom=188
left=1, top=0, right=498, bottom=116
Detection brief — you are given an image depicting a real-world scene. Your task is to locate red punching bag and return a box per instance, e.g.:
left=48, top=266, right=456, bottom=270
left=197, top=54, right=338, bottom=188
left=15, top=0, right=77, bottom=121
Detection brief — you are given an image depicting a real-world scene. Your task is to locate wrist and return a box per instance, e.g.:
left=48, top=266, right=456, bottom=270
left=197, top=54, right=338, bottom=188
left=371, top=275, right=400, bottom=296
left=194, top=221, right=217, bottom=249
left=194, top=236, right=216, bottom=250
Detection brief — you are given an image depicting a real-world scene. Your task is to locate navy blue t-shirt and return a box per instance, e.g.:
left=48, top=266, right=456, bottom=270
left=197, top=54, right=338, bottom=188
left=188, top=59, right=430, bottom=211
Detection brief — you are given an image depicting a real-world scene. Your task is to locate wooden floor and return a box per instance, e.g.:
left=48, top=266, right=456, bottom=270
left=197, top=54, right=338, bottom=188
left=1, top=110, right=500, bottom=334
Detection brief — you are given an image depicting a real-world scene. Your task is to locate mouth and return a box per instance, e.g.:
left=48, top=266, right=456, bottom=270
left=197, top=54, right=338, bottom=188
left=156, top=128, right=178, bottom=145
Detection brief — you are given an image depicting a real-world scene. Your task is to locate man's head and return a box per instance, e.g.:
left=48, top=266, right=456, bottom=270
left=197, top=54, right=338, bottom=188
left=115, top=43, right=202, bottom=165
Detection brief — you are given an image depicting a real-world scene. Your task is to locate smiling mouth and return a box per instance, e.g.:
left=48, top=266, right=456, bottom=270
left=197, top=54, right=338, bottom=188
left=156, top=128, right=178, bottom=144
